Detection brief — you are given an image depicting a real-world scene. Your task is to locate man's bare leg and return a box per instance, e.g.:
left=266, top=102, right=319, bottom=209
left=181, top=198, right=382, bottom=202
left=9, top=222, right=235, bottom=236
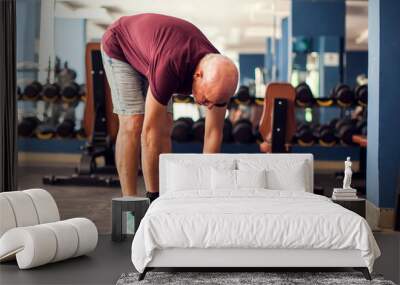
left=115, top=114, right=144, bottom=196
left=141, top=90, right=172, bottom=196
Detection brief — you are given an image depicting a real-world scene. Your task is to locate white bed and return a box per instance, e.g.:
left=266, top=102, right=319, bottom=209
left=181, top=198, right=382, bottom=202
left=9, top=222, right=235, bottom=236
left=131, top=154, right=380, bottom=280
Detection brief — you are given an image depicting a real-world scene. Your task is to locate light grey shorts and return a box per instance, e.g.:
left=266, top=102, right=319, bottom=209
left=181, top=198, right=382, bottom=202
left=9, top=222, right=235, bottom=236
left=101, top=47, right=173, bottom=115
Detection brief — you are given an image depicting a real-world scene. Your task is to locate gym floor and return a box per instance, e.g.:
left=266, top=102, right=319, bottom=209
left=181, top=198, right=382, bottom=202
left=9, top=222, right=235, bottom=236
left=0, top=164, right=399, bottom=285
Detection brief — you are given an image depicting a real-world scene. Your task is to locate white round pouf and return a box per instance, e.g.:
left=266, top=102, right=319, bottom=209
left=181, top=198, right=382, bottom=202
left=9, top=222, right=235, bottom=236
left=23, top=189, right=60, bottom=223
left=64, top=218, right=98, bottom=257
left=0, top=226, right=57, bottom=269
left=1, top=192, right=39, bottom=227
left=42, top=221, right=79, bottom=262
left=0, top=196, right=16, bottom=237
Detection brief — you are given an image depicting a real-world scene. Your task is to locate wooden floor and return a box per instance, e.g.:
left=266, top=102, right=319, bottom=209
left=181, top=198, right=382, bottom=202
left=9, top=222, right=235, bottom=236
left=5, top=164, right=398, bottom=285
left=17, top=165, right=146, bottom=234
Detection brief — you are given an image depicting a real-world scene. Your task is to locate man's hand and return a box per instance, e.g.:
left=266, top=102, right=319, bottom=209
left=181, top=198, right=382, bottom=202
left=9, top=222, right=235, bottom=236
left=203, top=106, right=226, bottom=153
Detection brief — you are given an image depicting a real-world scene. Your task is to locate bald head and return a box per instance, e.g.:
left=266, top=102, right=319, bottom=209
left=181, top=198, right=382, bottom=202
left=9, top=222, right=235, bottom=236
left=192, top=53, right=238, bottom=108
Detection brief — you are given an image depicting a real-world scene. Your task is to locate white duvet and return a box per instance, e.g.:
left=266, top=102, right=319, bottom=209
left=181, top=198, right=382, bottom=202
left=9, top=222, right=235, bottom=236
left=131, top=190, right=380, bottom=273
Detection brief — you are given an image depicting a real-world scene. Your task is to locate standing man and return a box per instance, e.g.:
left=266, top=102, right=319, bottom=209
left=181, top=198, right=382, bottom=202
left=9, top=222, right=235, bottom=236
left=101, top=13, right=238, bottom=201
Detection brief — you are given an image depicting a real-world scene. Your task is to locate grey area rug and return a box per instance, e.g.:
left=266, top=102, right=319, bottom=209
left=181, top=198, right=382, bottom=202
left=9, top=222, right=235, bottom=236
left=116, top=272, right=396, bottom=285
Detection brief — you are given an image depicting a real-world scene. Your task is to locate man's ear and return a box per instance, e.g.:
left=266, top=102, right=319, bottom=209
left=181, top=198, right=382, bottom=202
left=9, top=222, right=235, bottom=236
left=194, top=69, right=203, bottom=79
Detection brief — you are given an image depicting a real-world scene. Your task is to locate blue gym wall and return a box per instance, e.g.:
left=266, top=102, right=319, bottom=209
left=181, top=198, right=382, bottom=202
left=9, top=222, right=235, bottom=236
left=291, top=0, right=345, bottom=125
left=345, top=51, right=368, bottom=87
left=16, top=0, right=41, bottom=82
left=55, top=19, right=87, bottom=84
left=367, top=0, right=400, bottom=208
left=238, top=54, right=265, bottom=85
left=292, top=0, right=345, bottom=37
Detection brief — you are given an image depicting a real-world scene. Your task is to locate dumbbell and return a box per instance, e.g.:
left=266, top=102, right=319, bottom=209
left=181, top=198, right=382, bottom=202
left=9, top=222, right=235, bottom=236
left=79, top=84, right=86, bottom=101
left=223, top=119, right=233, bottom=143
left=23, top=81, right=43, bottom=100
left=329, top=118, right=339, bottom=129
left=232, top=118, right=254, bottom=143
left=192, top=118, right=205, bottom=142
left=18, top=117, right=40, bottom=137
left=171, top=117, right=194, bottom=142
left=355, top=84, right=367, bottom=106
left=314, top=124, right=337, bottom=146
left=173, top=94, right=193, bottom=103
left=36, top=123, right=57, bottom=140
left=56, top=119, right=76, bottom=138
left=295, top=82, right=314, bottom=107
left=335, top=118, right=359, bottom=146
left=233, top=86, right=251, bottom=105
left=253, top=126, right=263, bottom=144
left=356, top=119, right=367, bottom=136
left=294, top=123, right=315, bottom=146
left=332, top=84, right=355, bottom=107
left=61, top=81, right=81, bottom=103
left=76, top=128, right=87, bottom=140
left=42, top=82, right=61, bottom=102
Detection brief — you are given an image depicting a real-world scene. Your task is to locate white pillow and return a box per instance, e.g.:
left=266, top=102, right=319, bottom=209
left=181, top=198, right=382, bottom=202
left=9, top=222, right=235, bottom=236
left=211, top=169, right=267, bottom=190
left=265, top=163, right=307, bottom=191
left=167, top=160, right=235, bottom=191
left=237, top=159, right=308, bottom=191
left=211, top=168, right=236, bottom=190
left=236, top=169, right=267, bottom=189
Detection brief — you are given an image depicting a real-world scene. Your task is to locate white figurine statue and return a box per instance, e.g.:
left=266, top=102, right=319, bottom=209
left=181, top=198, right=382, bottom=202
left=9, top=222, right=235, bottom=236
left=343, top=157, right=353, bottom=189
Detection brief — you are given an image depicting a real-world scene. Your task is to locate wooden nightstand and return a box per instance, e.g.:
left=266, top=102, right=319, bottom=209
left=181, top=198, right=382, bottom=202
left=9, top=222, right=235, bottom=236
left=331, top=198, right=366, bottom=218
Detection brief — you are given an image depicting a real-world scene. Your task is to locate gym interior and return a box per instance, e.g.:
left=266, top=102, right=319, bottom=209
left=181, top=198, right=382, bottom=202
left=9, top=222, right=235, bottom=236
left=0, top=0, right=399, bottom=284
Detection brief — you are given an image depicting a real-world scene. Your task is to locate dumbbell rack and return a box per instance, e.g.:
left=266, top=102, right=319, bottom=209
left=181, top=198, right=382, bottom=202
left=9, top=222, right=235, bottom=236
left=42, top=46, right=120, bottom=187
left=17, top=74, right=86, bottom=143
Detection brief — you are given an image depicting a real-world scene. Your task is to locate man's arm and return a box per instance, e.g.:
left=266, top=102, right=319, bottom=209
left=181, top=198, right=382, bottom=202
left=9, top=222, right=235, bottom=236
left=141, top=89, right=173, bottom=193
left=203, top=107, right=227, bottom=153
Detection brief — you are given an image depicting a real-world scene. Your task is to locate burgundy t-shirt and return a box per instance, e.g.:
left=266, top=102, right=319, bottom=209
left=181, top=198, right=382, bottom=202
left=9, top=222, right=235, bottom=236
left=102, top=13, right=219, bottom=105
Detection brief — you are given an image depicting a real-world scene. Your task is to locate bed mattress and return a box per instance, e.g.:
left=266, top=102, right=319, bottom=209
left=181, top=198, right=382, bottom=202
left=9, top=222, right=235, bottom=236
left=131, top=190, right=380, bottom=273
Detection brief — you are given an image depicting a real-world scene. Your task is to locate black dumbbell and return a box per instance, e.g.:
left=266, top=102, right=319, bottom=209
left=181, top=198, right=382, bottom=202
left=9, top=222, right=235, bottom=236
left=192, top=118, right=205, bottom=142
left=315, top=124, right=337, bottom=146
left=355, top=84, right=367, bottom=106
left=171, top=117, right=194, bottom=142
left=23, top=81, right=42, bottom=100
left=232, top=118, right=254, bottom=143
left=36, top=123, right=57, bottom=140
left=18, top=117, right=40, bottom=137
left=61, top=81, right=81, bottom=102
left=76, top=128, right=87, bottom=140
left=173, top=94, right=193, bottom=103
left=56, top=119, right=76, bottom=138
left=223, top=119, right=233, bottom=143
left=295, top=123, right=315, bottom=146
left=253, top=126, right=263, bottom=144
left=42, top=82, right=61, bottom=102
left=329, top=118, right=339, bottom=129
left=333, top=84, right=355, bottom=107
left=295, top=82, right=314, bottom=107
left=233, top=86, right=251, bottom=105
left=335, top=118, right=359, bottom=146
left=79, top=84, right=86, bottom=101
left=356, top=119, right=367, bottom=136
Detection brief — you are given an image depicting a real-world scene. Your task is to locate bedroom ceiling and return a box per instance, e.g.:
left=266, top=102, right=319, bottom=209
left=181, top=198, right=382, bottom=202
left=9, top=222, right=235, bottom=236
left=54, top=0, right=368, bottom=53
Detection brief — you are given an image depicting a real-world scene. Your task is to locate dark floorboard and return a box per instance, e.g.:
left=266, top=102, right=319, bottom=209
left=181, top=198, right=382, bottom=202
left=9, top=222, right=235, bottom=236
left=0, top=235, right=133, bottom=285
left=1, top=233, right=398, bottom=285
left=0, top=165, right=397, bottom=285
left=16, top=165, right=146, bottom=234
